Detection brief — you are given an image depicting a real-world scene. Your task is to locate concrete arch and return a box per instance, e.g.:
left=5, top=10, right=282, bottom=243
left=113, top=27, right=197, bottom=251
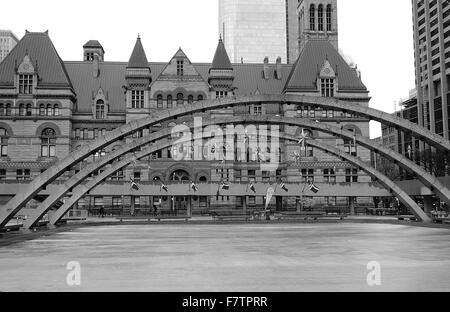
left=2, top=94, right=449, bottom=227
left=43, top=131, right=430, bottom=227
left=9, top=114, right=449, bottom=228
left=20, top=115, right=443, bottom=228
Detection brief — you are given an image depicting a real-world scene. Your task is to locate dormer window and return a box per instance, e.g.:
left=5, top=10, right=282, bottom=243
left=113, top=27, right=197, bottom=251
left=321, top=78, right=335, bottom=97
left=96, top=100, right=105, bottom=119
left=19, top=74, right=33, bottom=94
left=177, top=60, right=184, bottom=76
left=318, top=60, right=337, bottom=98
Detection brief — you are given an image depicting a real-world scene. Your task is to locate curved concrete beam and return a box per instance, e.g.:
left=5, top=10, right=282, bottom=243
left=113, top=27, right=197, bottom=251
left=20, top=115, right=449, bottom=228
left=46, top=131, right=430, bottom=225
left=4, top=94, right=445, bottom=227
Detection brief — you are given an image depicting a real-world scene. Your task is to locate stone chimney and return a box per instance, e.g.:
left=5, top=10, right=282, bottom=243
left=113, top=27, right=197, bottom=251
left=263, top=57, right=270, bottom=80
left=275, top=57, right=282, bottom=80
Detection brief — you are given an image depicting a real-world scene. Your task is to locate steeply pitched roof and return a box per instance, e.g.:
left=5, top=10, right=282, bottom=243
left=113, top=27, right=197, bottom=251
left=284, top=40, right=367, bottom=92
left=83, top=40, right=103, bottom=48
left=0, top=31, right=73, bottom=89
left=127, top=36, right=149, bottom=68
left=211, top=38, right=232, bottom=70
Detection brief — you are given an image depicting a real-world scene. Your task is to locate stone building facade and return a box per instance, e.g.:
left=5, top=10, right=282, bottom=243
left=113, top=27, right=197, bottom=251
left=0, top=18, right=370, bottom=214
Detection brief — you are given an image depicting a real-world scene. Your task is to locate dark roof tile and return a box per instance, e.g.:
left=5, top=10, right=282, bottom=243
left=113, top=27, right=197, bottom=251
left=0, top=32, right=73, bottom=88
left=284, top=40, right=367, bottom=92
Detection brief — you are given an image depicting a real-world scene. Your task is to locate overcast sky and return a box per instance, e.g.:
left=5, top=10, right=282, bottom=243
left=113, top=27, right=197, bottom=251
left=2, top=0, right=415, bottom=138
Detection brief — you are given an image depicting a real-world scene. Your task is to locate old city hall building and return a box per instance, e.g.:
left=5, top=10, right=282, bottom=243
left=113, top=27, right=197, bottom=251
left=0, top=2, right=374, bottom=215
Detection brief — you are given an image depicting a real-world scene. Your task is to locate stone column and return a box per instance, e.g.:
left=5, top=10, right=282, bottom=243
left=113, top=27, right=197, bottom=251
left=349, top=197, right=355, bottom=215
left=187, top=196, right=192, bottom=217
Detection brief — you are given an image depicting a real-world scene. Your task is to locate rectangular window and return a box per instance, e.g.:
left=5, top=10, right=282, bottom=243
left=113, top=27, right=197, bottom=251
left=18, top=74, right=33, bottom=94
left=323, top=168, right=336, bottom=183
left=321, top=78, right=335, bottom=97
left=16, top=169, right=30, bottom=180
left=253, top=104, right=262, bottom=115
left=1, top=137, right=7, bottom=157
left=131, top=90, right=145, bottom=109
left=248, top=170, right=256, bottom=182
left=177, top=60, right=184, bottom=76
left=345, top=169, right=358, bottom=182
left=0, top=169, right=6, bottom=180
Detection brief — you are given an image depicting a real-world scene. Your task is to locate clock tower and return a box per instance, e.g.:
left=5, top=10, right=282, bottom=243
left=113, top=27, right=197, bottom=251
left=297, top=0, right=338, bottom=52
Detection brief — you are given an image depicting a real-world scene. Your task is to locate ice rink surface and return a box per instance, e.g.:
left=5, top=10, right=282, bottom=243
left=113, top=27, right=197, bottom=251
left=0, top=223, right=449, bottom=291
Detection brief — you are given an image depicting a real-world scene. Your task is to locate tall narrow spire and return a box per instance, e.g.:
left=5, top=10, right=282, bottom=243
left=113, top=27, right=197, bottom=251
left=127, top=35, right=149, bottom=68
left=209, top=37, right=234, bottom=91
left=211, top=37, right=232, bottom=71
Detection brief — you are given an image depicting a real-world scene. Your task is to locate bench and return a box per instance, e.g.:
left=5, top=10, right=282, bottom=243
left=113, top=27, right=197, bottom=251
left=397, top=215, right=417, bottom=221
left=213, top=215, right=252, bottom=222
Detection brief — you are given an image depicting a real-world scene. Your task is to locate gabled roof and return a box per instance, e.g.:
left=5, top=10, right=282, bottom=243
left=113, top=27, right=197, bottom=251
left=0, top=31, right=73, bottom=89
left=127, top=36, right=149, bottom=68
left=211, top=37, right=232, bottom=70
left=284, top=40, right=367, bottom=92
left=155, top=48, right=204, bottom=79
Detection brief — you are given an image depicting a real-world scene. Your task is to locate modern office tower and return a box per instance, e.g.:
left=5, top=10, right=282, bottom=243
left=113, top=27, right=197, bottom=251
left=0, top=30, right=19, bottom=63
left=219, top=0, right=288, bottom=63
left=412, top=0, right=450, bottom=140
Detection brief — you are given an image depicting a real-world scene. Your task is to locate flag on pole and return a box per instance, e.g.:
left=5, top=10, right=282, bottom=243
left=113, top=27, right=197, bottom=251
left=221, top=181, right=230, bottom=190
left=308, top=180, right=319, bottom=194
left=190, top=181, right=199, bottom=192
left=129, top=176, right=140, bottom=191
left=298, top=129, right=308, bottom=148
left=249, top=181, right=256, bottom=193
left=265, top=187, right=275, bottom=210
left=280, top=182, right=288, bottom=192
left=160, top=183, right=168, bottom=193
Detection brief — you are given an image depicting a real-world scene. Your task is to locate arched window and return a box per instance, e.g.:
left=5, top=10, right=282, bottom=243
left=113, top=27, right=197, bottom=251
left=326, top=4, right=332, bottom=31
left=39, top=104, right=45, bottom=116
left=157, top=95, right=163, bottom=108
left=5, top=104, right=11, bottom=116
left=177, top=93, right=184, bottom=106
left=188, top=95, right=194, bottom=104
left=0, top=104, right=4, bottom=116
left=197, top=95, right=203, bottom=102
left=95, top=100, right=105, bottom=119
left=41, top=128, right=56, bottom=157
left=167, top=95, right=173, bottom=108
left=0, top=128, right=8, bottom=157
left=53, top=104, right=59, bottom=116
left=318, top=4, right=324, bottom=31
left=309, top=4, right=315, bottom=31
left=19, top=104, right=25, bottom=116
left=26, top=104, right=32, bottom=116
left=46, top=104, right=53, bottom=116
